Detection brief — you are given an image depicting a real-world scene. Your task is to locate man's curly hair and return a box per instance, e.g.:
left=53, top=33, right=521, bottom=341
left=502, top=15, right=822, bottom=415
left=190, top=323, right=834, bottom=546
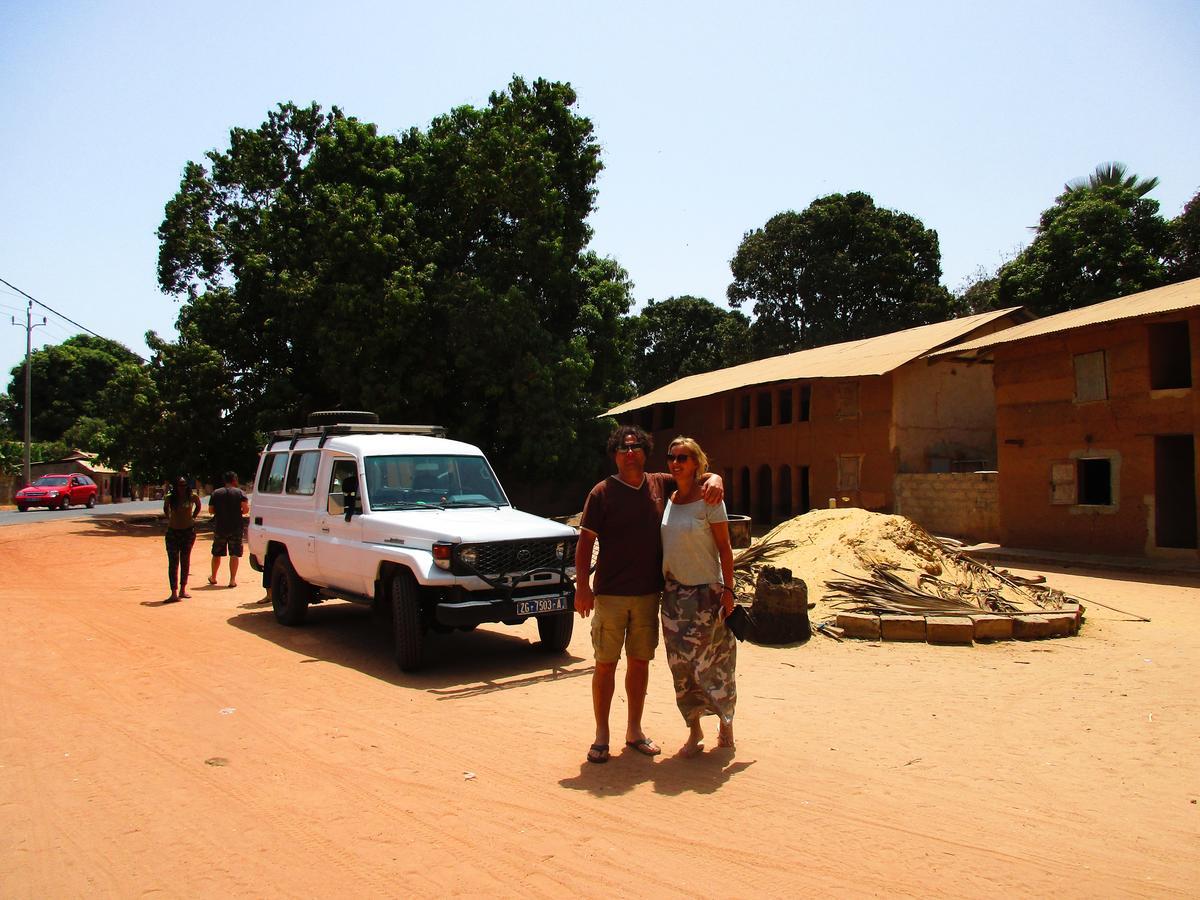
left=606, top=424, right=653, bottom=456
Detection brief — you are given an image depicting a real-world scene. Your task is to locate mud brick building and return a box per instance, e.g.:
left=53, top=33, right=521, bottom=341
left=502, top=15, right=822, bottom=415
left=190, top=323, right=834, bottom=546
left=937, top=278, right=1200, bottom=559
left=607, top=308, right=1029, bottom=527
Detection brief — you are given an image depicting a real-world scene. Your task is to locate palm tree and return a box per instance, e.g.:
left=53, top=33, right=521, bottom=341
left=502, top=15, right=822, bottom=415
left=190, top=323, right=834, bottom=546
left=1064, top=162, right=1159, bottom=197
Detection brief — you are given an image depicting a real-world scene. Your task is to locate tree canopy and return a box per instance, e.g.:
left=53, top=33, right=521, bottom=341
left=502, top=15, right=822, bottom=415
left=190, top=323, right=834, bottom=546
left=154, top=79, right=631, bottom=481
left=996, top=167, right=1173, bottom=315
left=627, top=296, right=751, bottom=394
left=727, top=192, right=955, bottom=357
left=4, top=335, right=140, bottom=441
left=1168, top=188, right=1200, bottom=281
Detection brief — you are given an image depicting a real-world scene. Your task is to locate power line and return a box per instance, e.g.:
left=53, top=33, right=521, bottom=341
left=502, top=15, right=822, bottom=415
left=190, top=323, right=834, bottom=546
left=0, top=275, right=146, bottom=362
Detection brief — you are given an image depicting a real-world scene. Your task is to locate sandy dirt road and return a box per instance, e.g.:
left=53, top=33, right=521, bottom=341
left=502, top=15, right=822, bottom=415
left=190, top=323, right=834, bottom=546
left=1, top=514, right=1197, bottom=897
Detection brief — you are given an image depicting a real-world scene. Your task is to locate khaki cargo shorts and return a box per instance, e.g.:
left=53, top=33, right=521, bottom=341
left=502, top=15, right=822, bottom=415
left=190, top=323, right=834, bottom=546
left=591, top=593, right=661, bottom=663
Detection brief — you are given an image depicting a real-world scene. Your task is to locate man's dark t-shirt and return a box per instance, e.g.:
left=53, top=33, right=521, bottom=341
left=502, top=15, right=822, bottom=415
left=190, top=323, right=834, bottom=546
left=580, top=472, right=675, bottom=596
left=210, top=486, right=248, bottom=535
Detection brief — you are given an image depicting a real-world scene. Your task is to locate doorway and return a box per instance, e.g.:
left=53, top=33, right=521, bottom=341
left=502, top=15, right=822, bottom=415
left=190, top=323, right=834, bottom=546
left=1155, top=435, right=1197, bottom=549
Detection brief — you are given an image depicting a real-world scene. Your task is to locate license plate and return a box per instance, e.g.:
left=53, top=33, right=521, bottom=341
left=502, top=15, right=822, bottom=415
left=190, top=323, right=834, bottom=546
left=515, top=596, right=570, bottom=616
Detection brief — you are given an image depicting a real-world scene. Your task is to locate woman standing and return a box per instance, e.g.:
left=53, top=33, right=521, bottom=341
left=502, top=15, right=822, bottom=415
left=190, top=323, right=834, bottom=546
left=659, top=437, right=737, bottom=756
left=163, top=476, right=202, bottom=603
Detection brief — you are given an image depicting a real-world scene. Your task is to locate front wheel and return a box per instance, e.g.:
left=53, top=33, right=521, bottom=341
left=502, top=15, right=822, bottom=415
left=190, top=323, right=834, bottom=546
left=391, top=570, right=425, bottom=672
left=536, top=610, right=574, bottom=652
left=270, top=554, right=311, bottom=625
left=59, top=497, right=71, bottom=510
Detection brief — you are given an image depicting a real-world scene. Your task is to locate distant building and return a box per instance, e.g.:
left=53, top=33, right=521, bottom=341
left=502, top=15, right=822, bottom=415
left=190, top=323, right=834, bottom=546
left=607, top=308, right=1030, bottom=534
left=29, top=450, right=130, bottom=503
left=936, top=278, right=1199, bottom=558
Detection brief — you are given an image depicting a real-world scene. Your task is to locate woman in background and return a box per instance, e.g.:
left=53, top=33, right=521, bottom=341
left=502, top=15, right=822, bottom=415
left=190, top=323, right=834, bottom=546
left=659, top=437, right=737, bottom=756
left=163, top=475, right=201, bottom=603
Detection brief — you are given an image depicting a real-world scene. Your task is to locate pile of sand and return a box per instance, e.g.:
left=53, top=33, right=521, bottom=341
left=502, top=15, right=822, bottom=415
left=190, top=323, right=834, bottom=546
left=741, top=508, right=1043, bottom=610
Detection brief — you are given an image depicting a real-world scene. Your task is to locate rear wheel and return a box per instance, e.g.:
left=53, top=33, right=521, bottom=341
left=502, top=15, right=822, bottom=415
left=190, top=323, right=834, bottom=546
left=391, top=570, right=425, bottom=671
left=270, top=554, right=312, bottom=625
left=537, top=610, right=574, bottom=652
left=16, top=504, right=27, bottom=512
left=86, top=495, right=96, bottom=508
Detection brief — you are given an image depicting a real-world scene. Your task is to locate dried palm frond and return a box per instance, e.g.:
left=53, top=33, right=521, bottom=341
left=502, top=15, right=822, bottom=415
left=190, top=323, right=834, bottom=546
left=732, top=538, right=796, bottom=573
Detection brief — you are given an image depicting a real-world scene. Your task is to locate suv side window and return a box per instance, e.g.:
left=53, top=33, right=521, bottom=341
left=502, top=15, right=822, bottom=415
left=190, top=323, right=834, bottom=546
left=258, top=452, right=288, bottom=493
left=327, top=458, right=359, bottom=515
left=286, top=451, right=321, bottom=495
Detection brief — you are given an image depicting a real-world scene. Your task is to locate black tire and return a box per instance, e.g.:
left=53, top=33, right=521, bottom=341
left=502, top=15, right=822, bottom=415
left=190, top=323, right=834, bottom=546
left=270, top=554, right=311, bottom=626
left=16, top=505, right=27, bottom=512
left=307, top=410, right=379, bottom=426
left=391, top=570, right=425, bottom=671
left=86, top=495, right=96, bottom=508
left=536, top=610, right=574, bottom=652
left=60, top=497, right=71, bottom=510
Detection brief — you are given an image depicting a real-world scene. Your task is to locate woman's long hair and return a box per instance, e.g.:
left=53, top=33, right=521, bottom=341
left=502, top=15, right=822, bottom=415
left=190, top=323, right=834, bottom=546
left=168, top=477, right=190, bottom=509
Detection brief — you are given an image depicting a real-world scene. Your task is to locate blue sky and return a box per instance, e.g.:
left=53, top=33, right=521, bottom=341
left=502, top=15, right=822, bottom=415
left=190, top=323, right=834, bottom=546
left=2, top=0, right=1198, bottom=381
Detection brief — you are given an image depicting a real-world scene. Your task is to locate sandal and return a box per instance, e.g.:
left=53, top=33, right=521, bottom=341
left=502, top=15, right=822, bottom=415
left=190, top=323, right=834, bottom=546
left=586, top=743, right=610, bottom=764
left=625, top=737, right=661, bottom=757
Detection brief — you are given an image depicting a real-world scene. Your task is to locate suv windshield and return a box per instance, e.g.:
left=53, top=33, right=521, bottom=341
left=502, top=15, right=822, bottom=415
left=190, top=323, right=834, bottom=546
left=363, top=455, right=508, bottom=510
left=33, top=476, right=69, bottom=486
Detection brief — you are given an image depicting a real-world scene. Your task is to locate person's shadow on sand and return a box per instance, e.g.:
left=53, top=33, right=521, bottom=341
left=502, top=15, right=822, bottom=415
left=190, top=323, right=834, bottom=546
left=559, top=746, right=754, bottom=797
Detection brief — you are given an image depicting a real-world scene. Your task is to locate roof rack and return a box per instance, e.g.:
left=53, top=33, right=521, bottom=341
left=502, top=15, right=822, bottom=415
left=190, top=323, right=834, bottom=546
left=268, top=424, right=447, bottom=449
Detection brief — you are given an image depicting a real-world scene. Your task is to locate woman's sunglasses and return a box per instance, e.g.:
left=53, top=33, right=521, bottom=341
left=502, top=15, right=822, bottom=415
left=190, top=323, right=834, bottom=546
left=666, top=453, right=692, bottom=463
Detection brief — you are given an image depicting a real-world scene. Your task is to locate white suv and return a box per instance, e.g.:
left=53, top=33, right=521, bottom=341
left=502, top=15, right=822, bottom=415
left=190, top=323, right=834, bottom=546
left=247, top=414, right=577, bottom=670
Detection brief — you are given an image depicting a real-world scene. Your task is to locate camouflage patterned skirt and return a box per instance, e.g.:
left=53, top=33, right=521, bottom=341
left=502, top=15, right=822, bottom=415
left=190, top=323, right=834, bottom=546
left=660, top=579, right=737, bottom=725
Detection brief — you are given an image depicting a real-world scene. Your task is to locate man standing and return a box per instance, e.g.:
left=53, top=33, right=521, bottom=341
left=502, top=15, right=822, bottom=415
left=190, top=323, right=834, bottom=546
left=208, top=471, right=249, bottom=587
left=574, top=425, right=722, bottom=763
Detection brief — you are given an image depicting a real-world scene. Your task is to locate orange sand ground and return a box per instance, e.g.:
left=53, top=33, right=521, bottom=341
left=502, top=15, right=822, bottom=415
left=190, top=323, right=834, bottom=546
left=1, top=514, right=1197, bottom=897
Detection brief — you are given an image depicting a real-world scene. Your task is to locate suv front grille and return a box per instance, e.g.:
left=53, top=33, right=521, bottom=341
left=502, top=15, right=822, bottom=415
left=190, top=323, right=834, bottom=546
left=455, top=538, right=576, bottom=577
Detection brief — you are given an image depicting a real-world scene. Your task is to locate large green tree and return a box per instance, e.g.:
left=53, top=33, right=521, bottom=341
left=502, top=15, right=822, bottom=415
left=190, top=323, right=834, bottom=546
left=155, top=79, right=631, bottom=481
left=1168, top=188, right=1200, bottom=281
left=727, top=192, right=955, bottom=357
left=627, top=296, right=752, bottom=394
left=4, top=335, right=140, bottom=441
left=996, top=166, right=1173, bottom=315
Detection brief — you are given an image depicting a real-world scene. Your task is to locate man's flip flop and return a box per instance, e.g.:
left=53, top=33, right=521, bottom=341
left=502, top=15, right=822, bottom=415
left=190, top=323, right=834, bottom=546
left=625, top=738, right=661, bottom=757
left=587, top=743, right=610, bottom=764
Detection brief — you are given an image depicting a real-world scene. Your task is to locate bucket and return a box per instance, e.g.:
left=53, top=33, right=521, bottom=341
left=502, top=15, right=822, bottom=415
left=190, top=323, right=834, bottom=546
left=727, top=514, right=752, bottom=549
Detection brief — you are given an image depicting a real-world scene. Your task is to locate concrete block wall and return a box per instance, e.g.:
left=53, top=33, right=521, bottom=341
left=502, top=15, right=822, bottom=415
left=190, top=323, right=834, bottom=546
left=894, top=472, right=1000, bottom=542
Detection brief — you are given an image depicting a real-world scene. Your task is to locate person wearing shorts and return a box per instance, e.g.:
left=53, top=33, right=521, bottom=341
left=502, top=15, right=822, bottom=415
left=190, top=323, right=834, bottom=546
left=574, top=425, right=723, bottom=764
left=208, top=471, right=249, bottom=587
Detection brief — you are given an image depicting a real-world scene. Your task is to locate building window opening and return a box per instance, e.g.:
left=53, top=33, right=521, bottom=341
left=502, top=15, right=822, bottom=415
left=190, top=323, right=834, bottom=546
left=639, top=407, right=655, bottom=431
left=756, top=391, right=772, bottom=426
left=1148, top=321, right=1192, bottom=390
left=724, top=396, right=735, bottom=430
left=739, top=395, right=751, bottom=429
left=799, top=384, right=812, bottom=422
left=1077, top=457, right=1113, bottom=506
left=1073, top=351, right=1108, bottom=402
left=837, top=454, right=862, bottom=492
left=778, top=388, right=793, bottom=425
left=660, top=403, right=676, bottom=429
left=835, top=382, right=859, bottom=419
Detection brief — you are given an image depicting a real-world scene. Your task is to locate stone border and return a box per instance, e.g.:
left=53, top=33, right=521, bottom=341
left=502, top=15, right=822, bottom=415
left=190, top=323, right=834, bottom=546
left=834, top=602, right=1083, bottom=645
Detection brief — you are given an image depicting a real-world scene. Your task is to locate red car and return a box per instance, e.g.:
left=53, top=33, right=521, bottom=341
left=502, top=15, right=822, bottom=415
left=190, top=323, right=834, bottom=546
left=15, top=473, right=99, bottom=511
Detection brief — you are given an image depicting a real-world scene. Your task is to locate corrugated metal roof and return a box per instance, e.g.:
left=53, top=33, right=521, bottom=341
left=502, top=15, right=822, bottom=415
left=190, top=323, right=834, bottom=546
left=932, top=277, right=1200, bottom=358
left=606, top=307, right=1024, bottom=415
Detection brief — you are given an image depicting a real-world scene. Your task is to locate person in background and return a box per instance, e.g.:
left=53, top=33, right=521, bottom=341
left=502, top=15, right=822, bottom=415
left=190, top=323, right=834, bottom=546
left=659, top=436, right=737, bottom=757
left=574, top=425, right=723, bottom=764
left=163, top=476, right=202, bottom=603
left=208, top=471, right=249, bottom=587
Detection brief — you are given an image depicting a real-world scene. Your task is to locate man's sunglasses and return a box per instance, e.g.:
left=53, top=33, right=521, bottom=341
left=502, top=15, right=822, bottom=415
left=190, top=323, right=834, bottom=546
left=666, top=453, right=692, bottom=463
left=617, top=444, right=645, bottom=453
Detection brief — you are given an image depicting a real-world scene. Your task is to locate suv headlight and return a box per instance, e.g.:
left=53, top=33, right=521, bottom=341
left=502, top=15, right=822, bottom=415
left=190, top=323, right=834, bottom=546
left=433, top=542, right=453, bottom=570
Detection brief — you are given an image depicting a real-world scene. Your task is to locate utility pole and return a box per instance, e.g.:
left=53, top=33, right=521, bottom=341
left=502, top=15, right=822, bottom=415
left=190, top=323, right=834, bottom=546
left=11, top=300, right=46, bottom=487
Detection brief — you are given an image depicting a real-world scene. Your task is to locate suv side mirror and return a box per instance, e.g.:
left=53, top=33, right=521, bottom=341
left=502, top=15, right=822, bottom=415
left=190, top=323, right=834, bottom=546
left=341, top=475, right=359, bottom=522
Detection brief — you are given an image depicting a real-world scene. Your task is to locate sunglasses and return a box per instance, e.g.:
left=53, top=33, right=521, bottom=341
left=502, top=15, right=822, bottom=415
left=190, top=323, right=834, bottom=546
left=666, top=453, right=692, bottom=463
left=617, top=444, right=645, bottom=454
